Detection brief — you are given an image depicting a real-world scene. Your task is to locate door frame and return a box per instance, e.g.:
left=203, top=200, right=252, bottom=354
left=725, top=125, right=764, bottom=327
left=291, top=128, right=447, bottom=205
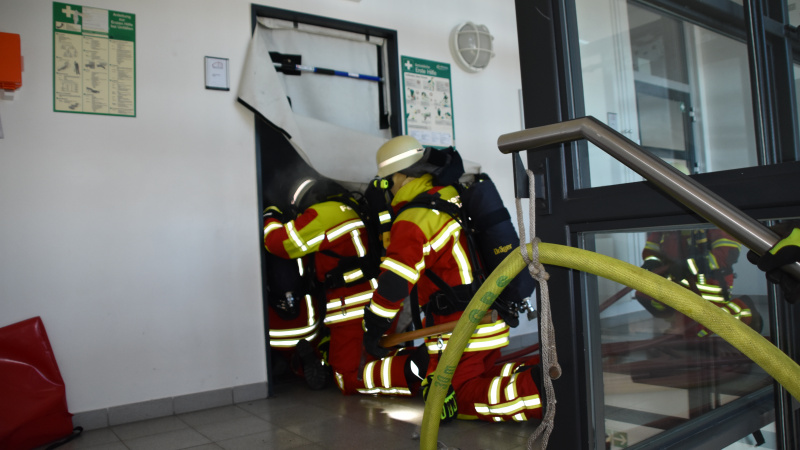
left=249, top=4, right=402, bottom=397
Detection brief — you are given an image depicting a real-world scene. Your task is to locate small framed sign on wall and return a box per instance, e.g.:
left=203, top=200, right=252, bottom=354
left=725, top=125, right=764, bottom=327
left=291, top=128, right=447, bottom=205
left=205, top=56, right=229, bottom=91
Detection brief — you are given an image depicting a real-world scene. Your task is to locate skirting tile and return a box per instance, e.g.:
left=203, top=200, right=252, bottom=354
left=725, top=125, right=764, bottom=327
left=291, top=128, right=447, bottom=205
left=233, top=382, right=268, bottom=403
left=72, top=383, right=269, bottom=431
left=174, top=388, right=232, bottom=414
left=72, top=408, right=109, bottom=430
left=108, top=397, right=173, bottom=426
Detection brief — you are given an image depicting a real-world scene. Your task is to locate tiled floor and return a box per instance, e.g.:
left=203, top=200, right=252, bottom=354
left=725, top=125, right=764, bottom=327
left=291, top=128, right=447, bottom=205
left=52, top=376, right=541, bottom=450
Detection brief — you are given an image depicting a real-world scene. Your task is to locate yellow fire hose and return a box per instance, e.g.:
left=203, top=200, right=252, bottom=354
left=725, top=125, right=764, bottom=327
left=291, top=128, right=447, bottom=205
left=420, top=242, right=800, bottom=450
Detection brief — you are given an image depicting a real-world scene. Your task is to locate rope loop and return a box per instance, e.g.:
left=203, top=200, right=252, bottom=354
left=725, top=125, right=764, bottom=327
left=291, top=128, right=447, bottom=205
left=514, top=169, right=560, bottom=450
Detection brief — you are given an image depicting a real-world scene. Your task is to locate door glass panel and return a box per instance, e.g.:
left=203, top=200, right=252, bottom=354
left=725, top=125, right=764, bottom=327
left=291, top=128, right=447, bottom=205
left=795, top=63, right=800, bottom=132
left=576, top=0, right=757, bottom=187
left=724, top=422, right=777, bottom=449
left=582, top=225, right=773, bottom=448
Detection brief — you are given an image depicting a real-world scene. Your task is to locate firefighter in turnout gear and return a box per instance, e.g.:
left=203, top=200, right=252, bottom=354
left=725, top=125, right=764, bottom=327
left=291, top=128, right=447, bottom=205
left=263, top=250, right=326, bottom=388
left=635, top=229, right=761, bottom=336
left=362, top=136, right=544, bottom=422
left=264, top=178, right=428, bottom=396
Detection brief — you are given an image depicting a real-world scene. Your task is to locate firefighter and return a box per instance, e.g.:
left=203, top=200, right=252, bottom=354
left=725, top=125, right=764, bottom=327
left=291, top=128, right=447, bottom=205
left=362, top=135, right=545, bottom=422
left=263, top=251, right=328, bottom=389
left=635, top=229, right=761, bottom=336
left=263, top=178, right=428, bottom=396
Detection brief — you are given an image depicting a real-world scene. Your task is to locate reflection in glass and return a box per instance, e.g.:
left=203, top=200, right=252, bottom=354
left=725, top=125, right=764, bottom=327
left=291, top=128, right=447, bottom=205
left=576, top=1, right=757, bottom=188
left=583, top=226, right=772, bottom=447
left=796, top=63, right=800, bottom=134
left=791, top=0, right=800, bottom=28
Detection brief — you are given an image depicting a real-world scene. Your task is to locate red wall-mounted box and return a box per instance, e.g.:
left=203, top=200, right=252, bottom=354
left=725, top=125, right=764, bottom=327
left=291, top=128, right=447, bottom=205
left=0, top=32, right=22, bottom=90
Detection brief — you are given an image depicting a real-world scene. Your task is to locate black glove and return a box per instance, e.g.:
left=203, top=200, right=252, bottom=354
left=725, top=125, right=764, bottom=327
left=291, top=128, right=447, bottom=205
left=362, top=307, right=392, bottom=359
left=635, top=258, right=674, bottom=317
left=263, top=205, right=286, bottom=222
left=494, top=302, right=520, bottom=328
left=422, top=375, right=458, bottom=424
left=641, top=258, right=665, bottom=273
left=747, top=227, right=800, bottom=304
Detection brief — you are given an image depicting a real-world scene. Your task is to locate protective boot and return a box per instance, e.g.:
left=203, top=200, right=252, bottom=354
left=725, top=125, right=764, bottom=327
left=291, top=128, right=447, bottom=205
left=421, top=375, right=458, bottom=424
left=517, top=363, right=547, bottom=418
left=293, top=339, right=329, bottom=390
left=403, top=345, right=430, bottom=390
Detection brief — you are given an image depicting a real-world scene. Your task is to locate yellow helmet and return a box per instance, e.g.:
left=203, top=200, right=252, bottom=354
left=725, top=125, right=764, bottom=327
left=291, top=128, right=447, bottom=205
left=376, top=135, right=425, bottom=178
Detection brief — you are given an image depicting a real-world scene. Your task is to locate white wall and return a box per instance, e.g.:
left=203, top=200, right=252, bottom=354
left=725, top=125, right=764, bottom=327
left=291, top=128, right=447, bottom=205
left=0, top=0, right=523, bottom=414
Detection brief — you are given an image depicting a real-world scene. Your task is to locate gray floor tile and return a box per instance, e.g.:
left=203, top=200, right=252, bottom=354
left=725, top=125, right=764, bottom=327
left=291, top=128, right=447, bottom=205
left=280, top=415, right=356, bottom=443
left=68, top=443, right=130, bottom=450
left=123, top=428, right=212, bottom=450
left=191, top=415, right=274, bottom=442
left=235, top=397, right=302, bottom=417
left=251, top=403, right=340, bottom=428
left=283, top=415, right=409, bottom=447
left=320, top=435, right=419, bottom=450
left=42, top=428, right=121, bottom=449
left=178, top=405, right=255, bottom=428
left=438, top=425, right=532, bottom=450
left=215, top=428, right=314, bottom=450
left=66, top=376, right=550, bottom=450
left=112, top=415, right=190, bottom=440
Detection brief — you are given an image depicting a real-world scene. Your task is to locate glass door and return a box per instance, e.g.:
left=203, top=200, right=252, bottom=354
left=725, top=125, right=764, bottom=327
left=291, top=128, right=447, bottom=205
left=514, top=0, right=800, bottom=448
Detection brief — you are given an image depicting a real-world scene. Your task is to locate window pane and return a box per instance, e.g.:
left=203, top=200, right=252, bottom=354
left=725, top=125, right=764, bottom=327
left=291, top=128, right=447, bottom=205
left=576, top=1, right=757, bottom=187
left=790, top=0, right=800, bottom=28
left=582, top=225, right=773, bottom=447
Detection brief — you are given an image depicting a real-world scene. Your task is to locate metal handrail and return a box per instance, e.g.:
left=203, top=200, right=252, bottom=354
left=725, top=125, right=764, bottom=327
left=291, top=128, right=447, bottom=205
left=497, top=116, right=800, bottom=280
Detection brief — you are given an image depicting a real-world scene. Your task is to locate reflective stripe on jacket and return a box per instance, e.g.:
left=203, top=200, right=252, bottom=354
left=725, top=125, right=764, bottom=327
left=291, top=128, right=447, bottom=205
left=264, top=200, right=374, bottom=325
left=368, top=174, right=475, bottom=320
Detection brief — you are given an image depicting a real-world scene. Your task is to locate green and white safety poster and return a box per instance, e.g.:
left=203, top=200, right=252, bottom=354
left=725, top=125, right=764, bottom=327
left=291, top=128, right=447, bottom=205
left=53, top=2, right=136, bottom=117
left=401, top=56, right=454, bottom=148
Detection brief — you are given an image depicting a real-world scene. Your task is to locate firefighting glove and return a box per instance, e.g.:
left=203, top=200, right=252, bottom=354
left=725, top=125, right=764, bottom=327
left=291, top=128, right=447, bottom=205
left=641, top=258, right=665, bottom=273
left=402, top=345, right=430, bottom=387
left=263, top=205, right=286, bottom=222
left=635, top=258, right=674, bottom=318
left=421, top=375, right=458, bottom=424
left=747, top=228, right=800, bottom=304
left=362, top=307, right=392, bottom=359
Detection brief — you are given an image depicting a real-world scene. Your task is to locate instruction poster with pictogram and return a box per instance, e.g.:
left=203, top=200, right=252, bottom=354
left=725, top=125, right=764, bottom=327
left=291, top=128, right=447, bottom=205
left=401, top=56, right=454, bottom=148
left=53, top=2, right=136, bottom=117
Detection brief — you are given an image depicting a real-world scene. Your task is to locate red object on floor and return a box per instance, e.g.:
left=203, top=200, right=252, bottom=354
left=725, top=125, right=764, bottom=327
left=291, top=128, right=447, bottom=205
left=0, top=317, right=73, bottom=449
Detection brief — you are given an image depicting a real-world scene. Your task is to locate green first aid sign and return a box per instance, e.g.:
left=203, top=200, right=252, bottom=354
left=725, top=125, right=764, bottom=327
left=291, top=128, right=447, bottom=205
left=53, top=2, right=135, bottom=40
left=401, top=56, right=455, bottom=149
left=53, top=2, right=136, bottom=116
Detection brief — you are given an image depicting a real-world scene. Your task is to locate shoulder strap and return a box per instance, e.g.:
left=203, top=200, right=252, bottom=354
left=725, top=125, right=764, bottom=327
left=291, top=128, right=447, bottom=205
left=318, top=195, right=383, bottom=289
left=397, top=190, right=462, bottom=224
left=398, top=187, right=486, bottom=314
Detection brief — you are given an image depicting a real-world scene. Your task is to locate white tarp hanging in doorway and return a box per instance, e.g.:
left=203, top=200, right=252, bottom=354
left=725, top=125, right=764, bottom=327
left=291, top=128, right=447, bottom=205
left=238, top=17, right=392, bottom=184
